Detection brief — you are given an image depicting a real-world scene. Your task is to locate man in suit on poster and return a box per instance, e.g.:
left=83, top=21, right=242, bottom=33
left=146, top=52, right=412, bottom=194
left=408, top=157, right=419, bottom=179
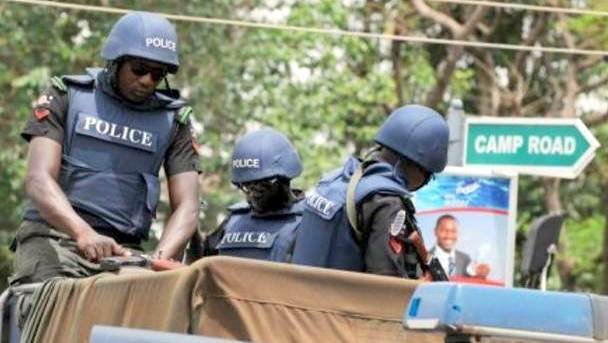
left=430, top=214, right=490, bottom=278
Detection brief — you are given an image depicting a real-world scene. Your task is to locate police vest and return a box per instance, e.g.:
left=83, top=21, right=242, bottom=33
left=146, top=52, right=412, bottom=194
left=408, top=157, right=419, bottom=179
left=291, top=156, right=410, bottom=271
left=216, top=199, right=305, bottom=262
left=24, top=68, right=184, bottom=239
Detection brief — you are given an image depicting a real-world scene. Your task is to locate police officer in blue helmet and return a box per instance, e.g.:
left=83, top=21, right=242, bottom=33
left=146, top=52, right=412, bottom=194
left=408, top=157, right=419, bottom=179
left=200, top=128, right=306, bottom=262
left=12, top=12, right=200, bottom=286
left=291, top=105, right=449, bottom=278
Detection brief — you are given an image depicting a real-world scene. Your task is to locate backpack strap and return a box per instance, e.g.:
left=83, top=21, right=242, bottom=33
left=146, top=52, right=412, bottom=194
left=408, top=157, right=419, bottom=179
left=345, top=164, right=364, bottom=243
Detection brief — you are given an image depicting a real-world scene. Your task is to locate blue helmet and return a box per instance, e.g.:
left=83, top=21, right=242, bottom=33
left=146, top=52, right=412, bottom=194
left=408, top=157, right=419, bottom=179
left=231, top=128, right=303, bottom=184
left=101, top=11, right=179, bottom=73
left=375, top=104, right=449, bottom=173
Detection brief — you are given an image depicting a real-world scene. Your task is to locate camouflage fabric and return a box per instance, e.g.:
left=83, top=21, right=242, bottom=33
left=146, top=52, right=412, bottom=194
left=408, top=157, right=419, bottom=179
left=10, top=221, right=143, bottom=286
left=9, top=220, right=145, bottom=330
left=10, top=221, right=104, bottom=287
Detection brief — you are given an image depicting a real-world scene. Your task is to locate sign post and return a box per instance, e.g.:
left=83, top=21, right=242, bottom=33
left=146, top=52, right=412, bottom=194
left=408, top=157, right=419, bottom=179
left=464, top=117, right=600, bottom=178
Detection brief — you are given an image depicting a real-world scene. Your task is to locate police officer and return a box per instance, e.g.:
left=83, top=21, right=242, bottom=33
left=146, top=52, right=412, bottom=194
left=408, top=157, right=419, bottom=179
left=291, top=105, right=449, bottom=278
left=11, top=11, right=200, bottom=285
left=201, top=128, right=305, bottom=262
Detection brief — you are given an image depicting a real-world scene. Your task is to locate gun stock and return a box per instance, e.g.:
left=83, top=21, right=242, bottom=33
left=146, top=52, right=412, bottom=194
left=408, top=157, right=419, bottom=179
left=407, top=230, right=449, bottom=282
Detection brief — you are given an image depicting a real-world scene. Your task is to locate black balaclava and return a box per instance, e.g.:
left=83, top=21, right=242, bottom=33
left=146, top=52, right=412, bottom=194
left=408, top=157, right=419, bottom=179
left=243, top=178, right=294, bottom=214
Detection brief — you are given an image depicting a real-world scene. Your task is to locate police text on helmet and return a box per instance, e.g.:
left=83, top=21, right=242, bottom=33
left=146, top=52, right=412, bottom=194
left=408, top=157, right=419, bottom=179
left=145, top=37, right=176, bottom=52
left=233, top=159, right=260, bottom=169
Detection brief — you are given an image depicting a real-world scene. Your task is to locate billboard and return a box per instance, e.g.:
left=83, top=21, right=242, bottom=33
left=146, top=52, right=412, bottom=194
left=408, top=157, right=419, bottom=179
left=413, top=167, right=518, bottom=286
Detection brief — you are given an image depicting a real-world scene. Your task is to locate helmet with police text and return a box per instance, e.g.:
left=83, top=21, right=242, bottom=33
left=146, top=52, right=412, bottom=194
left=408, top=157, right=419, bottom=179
left=375, top=104, right=449, bottom=173
left=231, top=128, right=303, bottom=184
left=101, top=11, right=179, bottom=73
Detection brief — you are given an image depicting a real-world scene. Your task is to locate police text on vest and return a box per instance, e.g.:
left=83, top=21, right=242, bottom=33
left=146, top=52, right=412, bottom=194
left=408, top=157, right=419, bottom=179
left=306, top=192, right=335, bottom=217
left=77, top=114, right=156, bottom=152
left=221, top=232, right=269, bottom=244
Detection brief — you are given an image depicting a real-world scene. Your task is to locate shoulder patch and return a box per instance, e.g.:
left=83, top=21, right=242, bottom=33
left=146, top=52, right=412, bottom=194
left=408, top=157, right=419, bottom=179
left=305, top=191, right=340, bottom=220
left=50, top=76, right=67, bottom=92
left=390, top=210, right=406, bottom=237
left=177, top=106, right=193, bottom=125
left=33, top=108, right=51, bottom=121
left=33, top=92, right=54, bottom=108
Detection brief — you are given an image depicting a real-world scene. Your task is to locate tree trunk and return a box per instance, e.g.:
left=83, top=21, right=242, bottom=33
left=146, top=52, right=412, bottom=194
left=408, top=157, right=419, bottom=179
left=543, top=177, right=576, bottom=290
left=426, top=46, right=463, bottom=108
left=475, top=53, right=501, bottom=117
left=391, top=23, right=404, bottom=105
left=542, top=178, right=562, bottom=212
left=602, top=180, right=608, bottom=294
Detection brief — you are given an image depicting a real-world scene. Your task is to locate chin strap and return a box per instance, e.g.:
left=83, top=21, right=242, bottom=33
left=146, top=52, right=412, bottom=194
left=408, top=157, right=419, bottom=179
left=104, top=60, right=121, bottom=91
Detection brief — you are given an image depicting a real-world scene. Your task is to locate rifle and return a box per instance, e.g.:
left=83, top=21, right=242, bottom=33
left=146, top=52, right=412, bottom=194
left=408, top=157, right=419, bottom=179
left=404, top=230, right=449, bottom=281
left=398, top=199, right=449, bottom=282
left=100, top=254, right=185, bottom=272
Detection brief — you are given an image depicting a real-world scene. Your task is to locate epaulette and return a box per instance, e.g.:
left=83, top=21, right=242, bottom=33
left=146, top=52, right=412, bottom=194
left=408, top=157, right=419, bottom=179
left=62, top=74, right=95, bottom=88
left=50, top=76, right=68, bottom=92
left=51, top=68, right=99, bottom=92
left=155, top=89, right=185, bottom=110
left=227, top=201, right=251, bottom=213
left=177, top=106, right=193, bottom=125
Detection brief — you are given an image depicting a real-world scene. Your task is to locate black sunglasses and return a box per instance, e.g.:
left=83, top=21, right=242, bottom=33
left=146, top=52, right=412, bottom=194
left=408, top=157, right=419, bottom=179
left=128, top=60, right=168, bottom=82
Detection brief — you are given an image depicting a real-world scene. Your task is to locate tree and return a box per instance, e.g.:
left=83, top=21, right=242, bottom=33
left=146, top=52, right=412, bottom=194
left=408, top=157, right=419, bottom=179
left=406, top=0, right=608, bottom=292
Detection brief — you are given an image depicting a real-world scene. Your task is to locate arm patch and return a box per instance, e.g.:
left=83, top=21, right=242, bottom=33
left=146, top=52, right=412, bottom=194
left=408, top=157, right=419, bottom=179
left=177, top=106, right=193, bottom=125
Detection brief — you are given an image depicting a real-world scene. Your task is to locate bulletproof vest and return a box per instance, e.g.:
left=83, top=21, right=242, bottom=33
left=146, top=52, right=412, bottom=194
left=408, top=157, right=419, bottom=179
left=291, top=156, right=409, bottom=271
left=24, top=68, right=183, bottom=239
left=216, top=199, right=305, bottom=262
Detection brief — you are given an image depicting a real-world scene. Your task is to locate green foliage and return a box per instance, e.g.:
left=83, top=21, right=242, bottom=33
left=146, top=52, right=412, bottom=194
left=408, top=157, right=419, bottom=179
left=450, top=68, right=476, bottom=99
left=567, top=1, right=608, bottom=49
left=565, top=216, right=605, bottom=291
left=0, top=245, right=14, bottom=292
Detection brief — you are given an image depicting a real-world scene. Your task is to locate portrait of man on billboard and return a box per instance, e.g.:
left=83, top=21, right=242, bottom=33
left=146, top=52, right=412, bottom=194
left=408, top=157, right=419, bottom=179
left=430, top=214, right=491, bottom=279
left=414, top=167, right=518, bottom=286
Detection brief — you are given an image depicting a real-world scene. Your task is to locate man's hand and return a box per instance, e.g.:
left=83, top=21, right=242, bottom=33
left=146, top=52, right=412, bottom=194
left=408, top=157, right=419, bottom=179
left=75, top=230, right=128, bottom=262
left=155, top=171, right=199, bottom=260
left=474, top=263, right=491, bottom=279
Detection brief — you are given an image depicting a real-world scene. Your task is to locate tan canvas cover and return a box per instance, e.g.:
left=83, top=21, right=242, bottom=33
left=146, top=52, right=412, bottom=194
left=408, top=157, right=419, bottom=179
left=22, top=256, right=444, bottom=343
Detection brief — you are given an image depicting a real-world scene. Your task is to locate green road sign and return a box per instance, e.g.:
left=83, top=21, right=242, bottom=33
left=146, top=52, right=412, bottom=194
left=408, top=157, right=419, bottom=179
left=464, top=117, right=600, bottom=178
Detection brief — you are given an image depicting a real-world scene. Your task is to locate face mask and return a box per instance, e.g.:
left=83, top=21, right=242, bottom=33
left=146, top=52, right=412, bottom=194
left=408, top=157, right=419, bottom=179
left=393, top=160, right=434, bottom=192
left=238, top=178, right=289, bottom=213
left=392, top=160, right=409, bottom=188
left=415, top=171, right=435, bottom=191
